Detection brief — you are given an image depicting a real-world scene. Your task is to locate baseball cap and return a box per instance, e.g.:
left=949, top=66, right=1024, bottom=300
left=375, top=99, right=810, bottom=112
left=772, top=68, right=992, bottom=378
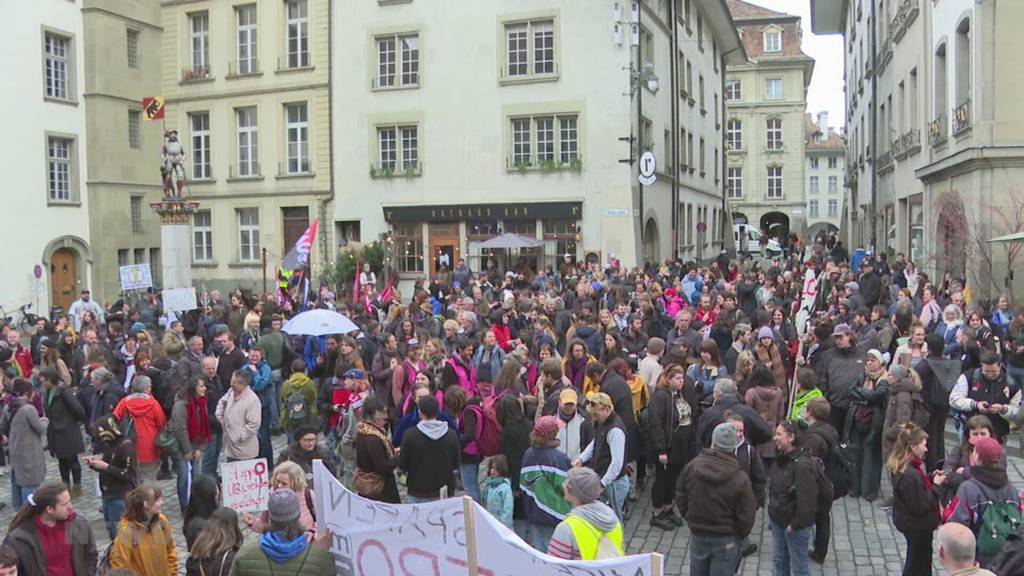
left=832, top=323, right=852, bottom=337
left=559, top=388, right=578, bottom=405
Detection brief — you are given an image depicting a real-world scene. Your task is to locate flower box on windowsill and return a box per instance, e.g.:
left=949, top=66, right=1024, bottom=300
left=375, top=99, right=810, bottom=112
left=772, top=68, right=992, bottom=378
left=371, top=77, right=420, bottom=91
left=505, top=157, right=583, bottom=174
left=181, top=66, right=213, bottom=83
left=227, top=60, right=262, bottom=79
left=370, top=162, right=422, bottom=179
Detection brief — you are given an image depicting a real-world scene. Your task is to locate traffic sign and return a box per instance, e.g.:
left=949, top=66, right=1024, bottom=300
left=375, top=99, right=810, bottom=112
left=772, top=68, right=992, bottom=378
left=697, top=222, right=707, bottom=233
left=638, top=151, right=656, bottom=186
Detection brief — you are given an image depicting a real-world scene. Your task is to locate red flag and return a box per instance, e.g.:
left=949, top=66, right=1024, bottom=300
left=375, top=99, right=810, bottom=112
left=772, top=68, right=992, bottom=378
left=281, top=219, right=319, bottom=271
left=142, top=97, right=165, bottom=120
left=352, top=258, right=361, bottom=303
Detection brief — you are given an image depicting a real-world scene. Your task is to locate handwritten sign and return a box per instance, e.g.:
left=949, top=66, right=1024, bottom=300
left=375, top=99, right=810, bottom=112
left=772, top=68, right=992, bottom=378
left=313, top=461, right=661, bottom=576
left=163, top=286, right=198, bottom=313
left=119, top=264, right=153, bottom=291
left=223, top=458, right=269, bottom=513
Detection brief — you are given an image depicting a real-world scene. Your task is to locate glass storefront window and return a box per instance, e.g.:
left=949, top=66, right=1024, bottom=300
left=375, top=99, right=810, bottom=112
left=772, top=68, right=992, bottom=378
left=394, top=222, right=423, bottom=273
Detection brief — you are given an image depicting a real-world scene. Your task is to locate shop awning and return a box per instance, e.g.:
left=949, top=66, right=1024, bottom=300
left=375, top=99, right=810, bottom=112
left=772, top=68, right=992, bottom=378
left=478, top=233, right=544, bottom=249
left=987, top=232, right=1024, bottom=243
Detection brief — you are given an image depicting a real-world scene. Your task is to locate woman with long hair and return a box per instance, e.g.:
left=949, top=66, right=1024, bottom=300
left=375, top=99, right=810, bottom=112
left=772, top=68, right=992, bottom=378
left=732, top=349, right=758, bottom=397
left=686, top=340, right=728, bottom=401
left=182, top=474, right=220, bottom=550
left=109, top=485, right=178, bottom=576
left=647, top=365, right=698, bottom=530
left=561, top=340, right=597, bottom=396
left=941, top=415, right=1001, bottom=502
left=494, top=356, right=525, bottom=397
left=353, top=397, right=400, bottom=503
left=496, top=395, right=532, bottom=538
left=333, top=335, right=365, bottom=378
left=599, top=331, right=627, bottom=366
left=889, top=423, right=945, bottom=576
left=744, top=363, right=785, bottom=470
left=186, top=507, right=243, bottom=576
left=243, top=461, right=317, bottom=534
left=39, top=341, right=72, bottom=387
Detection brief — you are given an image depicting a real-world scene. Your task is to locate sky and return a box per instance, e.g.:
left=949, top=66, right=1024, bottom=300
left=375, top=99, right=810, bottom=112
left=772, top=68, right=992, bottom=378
left=743, top=0, right=847, bottom=130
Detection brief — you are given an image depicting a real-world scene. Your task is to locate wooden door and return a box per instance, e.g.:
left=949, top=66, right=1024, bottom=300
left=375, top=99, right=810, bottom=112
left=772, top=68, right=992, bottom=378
left=50, top=248, right=76, bottom=312
left=281, top=207, right=310, bottom=253
left=428, top=222, right=460, bottom=277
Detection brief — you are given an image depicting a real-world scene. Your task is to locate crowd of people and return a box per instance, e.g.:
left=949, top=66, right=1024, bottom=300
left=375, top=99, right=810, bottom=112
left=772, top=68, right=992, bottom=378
left=0, top=244, right=1021, bottom=576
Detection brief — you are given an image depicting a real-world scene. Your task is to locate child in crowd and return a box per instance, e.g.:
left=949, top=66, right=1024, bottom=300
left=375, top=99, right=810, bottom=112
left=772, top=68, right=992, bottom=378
left=482, top=454, right=514, bottom=527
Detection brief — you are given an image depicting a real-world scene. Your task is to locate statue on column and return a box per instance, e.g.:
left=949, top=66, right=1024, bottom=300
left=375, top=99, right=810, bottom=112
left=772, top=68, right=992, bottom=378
left=161, top=129, right=186, bottom=198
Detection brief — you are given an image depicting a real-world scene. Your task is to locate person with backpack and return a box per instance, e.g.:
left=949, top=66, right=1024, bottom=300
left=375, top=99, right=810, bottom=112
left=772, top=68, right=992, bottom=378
left=800, top=397, right=845, bottom=564
left=768, top=419, right=822, bottom=576
left=547, top=467, right=624, bottom=561
left=84, top=415, right=139, bottom=538
left=950, top=351, right=1019, bottom=444
left=726, top=413, right=767, bottom=558
left=917, top=333, right=960, bottom=470
left=279, top=359, right=317, bottom=443
left=942, top=415, right=1003, bottom=503
left=847, top=349, right=890, bottom=501
left=890, top=423, right=946, bottom=576
left=0, top=378, right=48, bottom=507
left=2, top=481, right=97, bottom=576
left=946, top=437, right=1021, bottom=568
left=446, top=385, right=499, bottom=502
left=113, top=375, right=167, bottom=480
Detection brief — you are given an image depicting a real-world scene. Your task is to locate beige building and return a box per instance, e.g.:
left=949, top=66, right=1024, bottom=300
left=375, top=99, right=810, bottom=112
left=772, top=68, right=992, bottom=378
left=725, top=0, right=814, bottom=241
left=813, top=0, right=1024, bottom=298
left=83, top=0, right=165, bottom=305
left=804, top=112, right=845, bottom=239
left=161, top=0, right=332, bottom=294
left=332, top=0, right=744, bottom=284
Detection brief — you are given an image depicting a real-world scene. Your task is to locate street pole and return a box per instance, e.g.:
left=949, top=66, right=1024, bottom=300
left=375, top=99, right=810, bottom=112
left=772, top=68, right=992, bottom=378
left=262, top=247, right=268, bottom=296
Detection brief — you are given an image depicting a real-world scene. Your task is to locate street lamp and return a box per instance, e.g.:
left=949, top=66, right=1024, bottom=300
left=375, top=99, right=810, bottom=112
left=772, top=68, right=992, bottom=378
left=626, top=62, right=659, bottom=96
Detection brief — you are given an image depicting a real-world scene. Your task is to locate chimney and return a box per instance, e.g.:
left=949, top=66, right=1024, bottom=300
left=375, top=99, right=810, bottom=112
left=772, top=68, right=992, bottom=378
left=817, top=112, right=829, bottom=135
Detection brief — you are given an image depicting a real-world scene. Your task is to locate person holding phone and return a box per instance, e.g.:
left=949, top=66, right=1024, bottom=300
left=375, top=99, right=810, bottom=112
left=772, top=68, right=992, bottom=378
left=890, top=423, right=945, bottom=576
left=950, top=351, right=1018, bottom=444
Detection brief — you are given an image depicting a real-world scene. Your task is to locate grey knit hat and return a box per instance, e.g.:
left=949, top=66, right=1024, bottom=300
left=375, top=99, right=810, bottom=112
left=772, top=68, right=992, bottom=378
left=712, top=422, right=739, bottom=453
left=267, top=488, right=301, bottom=523
left=566, top=467, right=604, bottom=504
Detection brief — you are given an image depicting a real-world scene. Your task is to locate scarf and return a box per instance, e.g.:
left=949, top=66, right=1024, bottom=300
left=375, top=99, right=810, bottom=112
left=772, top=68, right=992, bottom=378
left=259, top=531, right=307, bottom=563
left=863, top=366, right=887, bottom=390
left=566, top=357, right=588, bottom=390
left=186, top=396, right=211, bottom=444
left=357, top=420, right=395, bottom=458
left=910, top=456, right=932, bottom=491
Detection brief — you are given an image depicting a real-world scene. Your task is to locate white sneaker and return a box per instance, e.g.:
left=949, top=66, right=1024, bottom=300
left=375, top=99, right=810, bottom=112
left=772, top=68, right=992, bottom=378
left=0, top=466, right=7, bottom=477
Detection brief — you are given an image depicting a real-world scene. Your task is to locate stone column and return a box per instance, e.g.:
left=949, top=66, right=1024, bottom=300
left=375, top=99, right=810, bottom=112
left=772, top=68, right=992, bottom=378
left=150, top=200, right=198, bottom=293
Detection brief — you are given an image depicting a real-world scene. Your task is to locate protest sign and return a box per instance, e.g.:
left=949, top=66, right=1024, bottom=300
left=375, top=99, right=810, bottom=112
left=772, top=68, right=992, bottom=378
left=119, top=264, right=153, bottom=290
left=313, top=460, right=663, bottom=576
left=222, top=458, right=270, bottom=513
left=163, top=286, right=198, bottom=312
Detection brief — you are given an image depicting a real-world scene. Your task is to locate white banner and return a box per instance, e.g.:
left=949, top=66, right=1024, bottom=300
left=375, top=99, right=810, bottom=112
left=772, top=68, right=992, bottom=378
left=163, top=286, right=198, bottom=312
left=313, top=461, right=661, bottom=576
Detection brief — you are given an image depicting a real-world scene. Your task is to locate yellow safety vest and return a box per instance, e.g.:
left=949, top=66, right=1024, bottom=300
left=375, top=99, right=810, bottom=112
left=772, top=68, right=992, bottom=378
left=563, top=514, right=624, bottom=560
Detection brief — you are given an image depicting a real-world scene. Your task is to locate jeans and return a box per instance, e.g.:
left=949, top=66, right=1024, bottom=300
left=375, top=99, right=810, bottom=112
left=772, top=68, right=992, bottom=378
left=529, top=523, right=555, bottom=552
left=849, top=424, right=882, bottom=499
left=407, top=495, right=438, bottom=504
left=269, top=370, right=282, bottom=432
left=10, top=470, right=39, bottom=509
left=258, top=405, right=274, bottom=469
left=174, top=457, right=193, bottom=514
left=460, top=462, right=480, bottom=501
left=202, top=427, right=223, bottom=480
left=602, top=475, right=631, bottom=523
left=689, top=534, right=741, bottom=576
left=771, top=521, right=812, bottom=576
left=102, top=497, right=126, bottom=539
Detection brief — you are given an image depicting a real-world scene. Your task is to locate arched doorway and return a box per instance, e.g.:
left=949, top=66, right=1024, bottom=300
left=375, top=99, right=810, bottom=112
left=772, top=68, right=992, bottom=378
left=50, top=248, right=77, bottom=312
left=935, top=192, right=967, bottom=280
left=731, top=212, right=748, bottom=225
left=760, top=211, right=790, bottom=239
left=642, top=218, right=659, bottom=264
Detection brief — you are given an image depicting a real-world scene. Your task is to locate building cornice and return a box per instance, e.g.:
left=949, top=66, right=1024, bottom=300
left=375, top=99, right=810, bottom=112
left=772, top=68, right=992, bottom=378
left=186, top=189, right=330, bottom=201
left=83, top=92, right=146, bottom=105
left=167, top=82, right=329, bottom=105
left=82, top=6, right=162, bottom=31
left=86, top=181, right=163, bottom=188
left=915, top=146, right=1024, bottom=183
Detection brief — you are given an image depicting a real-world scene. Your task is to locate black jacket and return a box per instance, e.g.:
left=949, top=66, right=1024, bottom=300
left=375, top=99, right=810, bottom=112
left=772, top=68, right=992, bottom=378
left=96, top=437, right=139, bottom=501
left=3, top=513, right=98, bottom=576
left=499, top=420, right=532, bottom=492
left=802, top=421, right=839, bottom=460
left=859, top=271, right=883, bottom=308
left=768, top=447, right=819, bottom=530
left=697, top=395, right=772, bottom=449
left=647, top=385, right=699, bottom=459
left=399, top=423, right=461, bottom=499
left=598, top=370, right=641, bottom=462
left=735, top=441, right=767, bottom=507
left=892, top=463, right=942, bottom=533
left=44, top=384, right=86, bottom=459
left=819, top=344, right=866, bottom=410
left=677, top=449, right=757, bottom=538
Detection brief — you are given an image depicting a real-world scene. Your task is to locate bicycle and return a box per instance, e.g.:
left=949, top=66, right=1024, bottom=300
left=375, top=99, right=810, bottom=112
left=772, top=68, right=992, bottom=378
left=0, top=303, right=40, bottom=335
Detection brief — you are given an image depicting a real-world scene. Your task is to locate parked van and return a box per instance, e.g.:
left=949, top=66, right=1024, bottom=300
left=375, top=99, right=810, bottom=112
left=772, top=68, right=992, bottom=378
left=733, top=224, right=783, bottom=257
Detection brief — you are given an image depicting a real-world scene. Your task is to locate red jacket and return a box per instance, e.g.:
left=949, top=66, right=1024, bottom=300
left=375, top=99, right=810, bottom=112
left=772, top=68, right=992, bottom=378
left=113, top=393, right=166, bottom=463
left=13, top=346, right=33, bottom=377
left=492, top=324, right=512, bottom=351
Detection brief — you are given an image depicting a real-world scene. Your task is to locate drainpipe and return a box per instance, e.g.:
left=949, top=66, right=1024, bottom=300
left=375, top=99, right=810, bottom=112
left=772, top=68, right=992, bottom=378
left=636, top=8, right=645, bottom=265
left=869, top=0, right=878, bottom=251
left=669, top=0, right=679, bottom=261
left=319, top=0, right=336, bottom=282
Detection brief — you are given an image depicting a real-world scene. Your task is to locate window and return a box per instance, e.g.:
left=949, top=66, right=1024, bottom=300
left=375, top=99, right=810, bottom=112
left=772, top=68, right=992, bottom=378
left=134, top=248, right=146, bottom=265
left=508, top=114, right=579, bottom=167
left=763, top=29, right=781, bottom=53
left=810, top=157, right=819, bottom=170
left=504, top=19, right=556, bottom=78
left=376, top=33, right=419, bottom=88
left=679, top=128, right=687, bottom=169
left=235, top=107, right=259, bottom=177
left=697, top=15, right=703, bottom=50
left=726, top=120, right=742, bottom=150
left=686, top=61, right=693, bottom=97
left=955, top=19, right=971, bottom=105
left=126, top=29, right=139, bottom=68
left=130, top=196, right=143, bottom=234
left=335, top=221, right=361, bottom=245
left=909, top=68, right=919, bottom=131
left=767, top=166, right=783, bottom=198
left=687, top=132, right=694, bottom=168
left=765, top=78, right=782, bottom=100
left=284, top=103, right=309, bottom=174
left=766, top=118, right=783, bottom=150
left=809, top=176, right=819, bottom=195
left=543, top=219, right=578, bottom=263
left=699, top=137, right=706, bottom=175
left=828, top=157, right=838, bottom=169
left=809, top=200, right=819, bottom=217
left=235, top=5, right=258, bottom=75
left=118, top=249, right=129, bottom=267
left=699, top=75, right=705, bottom=110
left=935, top=44, right=948, bottom=122
left=285, top=0, right=309, bottom=68
left=640, top=117, right=653, bottom=151
left=394, top=222, right=423, bottom=273
left=828, top=199, right=839, bottom=217
left=44, top=32, right=70, bottom=100
left=725, top=79, right=741, bottom=101
left=128, top=109, right=141, bottom=149
left=376, top=125, right=418, bottom=171
left=193, top=210, right=213, bottom=261
left=47, top=136, right=73, bottom=201
left=190, top=112, right=211, bottom=179
left=190, top=12, right=209, bottom=73
left=828, top=175, right=838, bottom=194
left=640, top=27, right=654, bottom=67
left=237, top=208, right=260, bottom=262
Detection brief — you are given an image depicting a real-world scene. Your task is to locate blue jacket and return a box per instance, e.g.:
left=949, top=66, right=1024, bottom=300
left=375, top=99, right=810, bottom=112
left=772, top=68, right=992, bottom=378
left=519, top=445, right=572, bottom=527
left=472, top=345, right=506, bottom=383
left=482, top=476, right=514, bottom=527
left=391, top=403, right=457, bottom=445
left=682, top=274, right=704, bottom=304
left=247, top=360, right=273, bottom=406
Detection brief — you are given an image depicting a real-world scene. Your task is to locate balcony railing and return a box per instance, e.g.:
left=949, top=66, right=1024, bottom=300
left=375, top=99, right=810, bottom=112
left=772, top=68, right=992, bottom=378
left=892, top=128, right=921, bottom=159
left=929, top=114, right=948, bottom=147
left=181, top=65, right=212, bottom=82
left=952, top=99, right=972, bottom=136
left=371, top=161, right=422, bottom=179
left=877, top=150, right=894, bottom=172
left=227, top=59, right=261, bottom=77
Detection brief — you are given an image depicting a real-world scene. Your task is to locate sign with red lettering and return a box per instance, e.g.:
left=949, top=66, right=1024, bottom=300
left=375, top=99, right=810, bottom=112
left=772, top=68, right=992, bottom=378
left=223, top=458, right=269, bottom=513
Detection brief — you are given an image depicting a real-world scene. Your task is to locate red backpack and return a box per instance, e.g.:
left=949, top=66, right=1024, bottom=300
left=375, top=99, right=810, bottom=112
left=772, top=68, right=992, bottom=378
left=464, top=403, right=501, bottom=457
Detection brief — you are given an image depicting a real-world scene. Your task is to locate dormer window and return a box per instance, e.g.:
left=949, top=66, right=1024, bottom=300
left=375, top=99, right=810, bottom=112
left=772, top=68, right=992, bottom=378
left=763, top=28, right=781, bottom=53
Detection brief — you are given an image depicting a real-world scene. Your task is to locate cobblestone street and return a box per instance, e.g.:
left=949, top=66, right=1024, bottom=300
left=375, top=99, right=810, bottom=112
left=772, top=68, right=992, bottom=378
left=1, top=429, right=1020, bottom=575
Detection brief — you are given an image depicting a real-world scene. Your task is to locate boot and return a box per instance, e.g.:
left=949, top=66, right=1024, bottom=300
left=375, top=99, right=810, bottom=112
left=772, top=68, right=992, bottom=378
left=650, top=510, right=675, bottom=531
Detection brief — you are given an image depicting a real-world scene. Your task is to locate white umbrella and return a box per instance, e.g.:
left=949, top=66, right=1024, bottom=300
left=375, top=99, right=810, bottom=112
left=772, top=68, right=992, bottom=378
left=478, top=232, right=544, bottom=249
left=282, top=309, right=359, bottom=336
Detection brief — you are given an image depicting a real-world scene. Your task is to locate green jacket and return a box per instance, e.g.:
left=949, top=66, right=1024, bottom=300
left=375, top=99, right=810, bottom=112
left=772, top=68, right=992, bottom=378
left=258, top=331, right=287, bottom=370
left=229, top=536, right=334, bottom=576
left=790, top=387, right=823, bottom=422
left=279, top=372, right=318, bottom=430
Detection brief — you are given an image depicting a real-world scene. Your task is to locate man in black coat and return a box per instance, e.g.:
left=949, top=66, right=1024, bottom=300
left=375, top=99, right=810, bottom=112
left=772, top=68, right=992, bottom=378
left=585, top=362, right=641, bottom=463
left=399, top=396, right=460, bottom=501
left=858, top=259, right=883, bottom=308
left=697, top=378, right=773, bottom=449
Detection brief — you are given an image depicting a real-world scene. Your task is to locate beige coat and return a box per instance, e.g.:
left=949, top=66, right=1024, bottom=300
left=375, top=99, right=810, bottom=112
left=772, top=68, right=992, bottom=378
left=215, top=385, right=261, bottom=459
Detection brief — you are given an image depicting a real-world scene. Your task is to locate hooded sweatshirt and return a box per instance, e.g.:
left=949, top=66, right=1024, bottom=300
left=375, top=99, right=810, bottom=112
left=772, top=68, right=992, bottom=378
left=948, top=464, right=1020, bottom=534
left=482, top=476, right=514, bottom=527
left=399, top=418, right=461, bottom=499
left=113, top=393, right=166, bottom=463
left=677, top=449, right=757, bottom=537
left=745, top=385, right=785, bottom=458
left=259, top=532, right=307, bottom=563
left=547, top=501, right=621, bottom=560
